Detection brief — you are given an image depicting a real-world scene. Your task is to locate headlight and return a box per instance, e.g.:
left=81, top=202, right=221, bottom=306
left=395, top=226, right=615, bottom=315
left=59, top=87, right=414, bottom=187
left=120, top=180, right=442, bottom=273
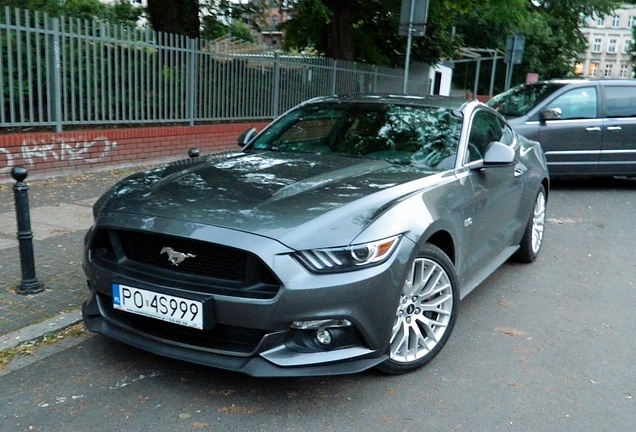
left=292, top=235, right=401, bottom=274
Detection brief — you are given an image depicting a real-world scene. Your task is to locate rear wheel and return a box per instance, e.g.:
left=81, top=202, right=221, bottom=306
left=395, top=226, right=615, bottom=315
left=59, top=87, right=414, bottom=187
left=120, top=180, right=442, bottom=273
left=377, top=244, right=459, bottom=375
left=513, top=185, right=546, bottom=263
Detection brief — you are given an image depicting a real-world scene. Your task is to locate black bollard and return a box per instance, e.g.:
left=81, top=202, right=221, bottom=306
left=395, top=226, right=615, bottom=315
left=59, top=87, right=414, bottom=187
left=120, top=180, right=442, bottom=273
left=11, top=166, right=44, bottom=295
left=188, top=147, right=200, bottom=159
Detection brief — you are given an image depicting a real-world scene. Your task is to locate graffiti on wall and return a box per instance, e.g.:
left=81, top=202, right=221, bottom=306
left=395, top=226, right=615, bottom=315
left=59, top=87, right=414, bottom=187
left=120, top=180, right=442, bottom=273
left=0, top=136, right=117, bottom=174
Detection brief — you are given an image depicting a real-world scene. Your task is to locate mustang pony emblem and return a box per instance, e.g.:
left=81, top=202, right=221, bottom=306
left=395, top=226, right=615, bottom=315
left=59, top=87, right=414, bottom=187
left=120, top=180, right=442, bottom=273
left=160, top=247, right=196, bottom=266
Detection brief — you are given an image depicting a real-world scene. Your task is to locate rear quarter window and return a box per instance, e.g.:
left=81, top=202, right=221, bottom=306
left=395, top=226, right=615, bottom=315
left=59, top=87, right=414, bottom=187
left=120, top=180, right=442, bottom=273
left=604, top=86, right=636, bottom=118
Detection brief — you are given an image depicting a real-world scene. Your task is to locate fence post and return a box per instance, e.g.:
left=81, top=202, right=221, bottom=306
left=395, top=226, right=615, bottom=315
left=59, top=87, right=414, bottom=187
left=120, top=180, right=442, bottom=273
left=47, top=16, right=62, bottom=133
left=186, top=38, right=198, bottom=126
left=331, top=59, right=338, bottom=95
left=373, top=67, right=379, bottom=94
left=272, top=52, right=281, bottom=118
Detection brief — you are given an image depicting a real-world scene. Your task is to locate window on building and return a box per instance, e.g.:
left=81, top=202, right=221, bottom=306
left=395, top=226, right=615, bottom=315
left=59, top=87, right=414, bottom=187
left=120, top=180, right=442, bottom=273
left=592, top=38, right=602, bottom=52
left=604, top=63, right=613, bottom=77
left=629, top=16, right=636, bottom=27
left=608, top=39, right=617, bottom=53
left=272, top=16, right=279, bottom=27
left=620, top=64, right=629, bottom=78
left=574, top=62, right=584, bottom=75
left=589, top=63, right=599, bottom=76
left=612, top=15, right=620, bottom=28
left=624, top=39, right=633, bottom=54
left=269, top=0, right=277, bottom=7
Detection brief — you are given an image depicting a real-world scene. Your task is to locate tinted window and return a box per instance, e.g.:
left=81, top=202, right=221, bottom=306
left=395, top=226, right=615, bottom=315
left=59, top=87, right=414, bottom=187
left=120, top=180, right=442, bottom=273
left=604, top=86, right=636, bottom=118
left=468, top=111, right=510, bottom=162
left=487, top=83, right=565, bottom=117
left=546, top=87, right=597, bottom=119
left=252, top=104, right=463, bottom=168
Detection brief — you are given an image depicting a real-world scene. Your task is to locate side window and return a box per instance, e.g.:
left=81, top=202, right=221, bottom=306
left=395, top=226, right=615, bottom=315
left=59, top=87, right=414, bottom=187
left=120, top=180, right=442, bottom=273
left=467, top=111, right=507, bottom=162
left=604, top=86, right=636, bottom=118
left=546, top=87, right=598, bottom=120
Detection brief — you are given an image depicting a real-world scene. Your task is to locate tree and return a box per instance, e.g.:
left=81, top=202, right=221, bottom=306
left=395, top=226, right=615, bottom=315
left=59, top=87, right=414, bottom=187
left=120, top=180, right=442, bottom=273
left=145, top=0, right=267, bottom=41
left=147, top=0, right=200, bottom=38
left=0, top=0, right=143, bottom=27
left=283, top=0, right=623, bottom=81
left=200, top=0, right=267, bottom=41
left=282, top=0, right=467, bottom=66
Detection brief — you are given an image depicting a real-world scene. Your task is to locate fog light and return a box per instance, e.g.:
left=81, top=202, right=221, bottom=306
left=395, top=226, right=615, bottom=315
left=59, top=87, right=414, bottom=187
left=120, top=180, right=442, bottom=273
left=315, top=329, right=333, bottom=347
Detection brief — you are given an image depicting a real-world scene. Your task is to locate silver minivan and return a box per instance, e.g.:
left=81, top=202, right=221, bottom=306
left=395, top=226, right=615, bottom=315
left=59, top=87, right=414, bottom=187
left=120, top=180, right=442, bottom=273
left=487, top=79, right=636, bottom=177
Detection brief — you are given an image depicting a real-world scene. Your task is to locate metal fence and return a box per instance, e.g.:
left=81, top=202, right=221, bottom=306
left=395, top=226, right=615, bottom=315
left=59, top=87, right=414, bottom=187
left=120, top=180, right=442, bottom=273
left=0, top=7, right=430, bottom=132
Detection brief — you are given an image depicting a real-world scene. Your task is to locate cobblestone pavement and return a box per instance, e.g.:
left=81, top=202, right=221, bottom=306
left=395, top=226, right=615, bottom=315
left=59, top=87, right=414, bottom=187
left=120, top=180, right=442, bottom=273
left=0, top=165, right=160, bottom=349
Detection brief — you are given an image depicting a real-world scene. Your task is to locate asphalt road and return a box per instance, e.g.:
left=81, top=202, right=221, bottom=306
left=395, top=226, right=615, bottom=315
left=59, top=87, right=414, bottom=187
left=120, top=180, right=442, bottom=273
left=0, top=177, right=634, bottom=432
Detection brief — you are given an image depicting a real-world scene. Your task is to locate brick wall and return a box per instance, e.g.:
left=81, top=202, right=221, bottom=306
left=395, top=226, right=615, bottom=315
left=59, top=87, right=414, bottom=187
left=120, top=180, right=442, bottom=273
left=0, top=122, right=270, bottom=181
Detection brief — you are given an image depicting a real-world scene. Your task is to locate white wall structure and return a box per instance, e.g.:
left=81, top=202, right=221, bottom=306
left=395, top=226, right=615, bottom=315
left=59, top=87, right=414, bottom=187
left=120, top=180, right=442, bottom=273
left=578, top=4, right=635, bottom=78
left=429, top=63, right=453, bottom=96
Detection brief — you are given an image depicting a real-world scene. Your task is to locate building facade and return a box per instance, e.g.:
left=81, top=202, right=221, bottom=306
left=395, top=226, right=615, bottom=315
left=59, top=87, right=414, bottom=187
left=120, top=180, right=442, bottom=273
left=253, top=0, right=291, bottom=48
left=577, top=4, right=635, bottom=78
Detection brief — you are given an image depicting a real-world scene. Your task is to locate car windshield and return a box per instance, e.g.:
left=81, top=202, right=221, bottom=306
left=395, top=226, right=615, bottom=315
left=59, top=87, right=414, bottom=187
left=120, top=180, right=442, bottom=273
left=250, top=103, right=463, bottom=169
left=487, top=82, right=566, bottom=117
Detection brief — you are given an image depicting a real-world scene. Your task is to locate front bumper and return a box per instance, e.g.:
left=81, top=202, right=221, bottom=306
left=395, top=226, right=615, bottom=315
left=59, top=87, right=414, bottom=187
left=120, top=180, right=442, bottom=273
left=83, top=293, right=387, bottom=377
left=82, top=223, right=416, bottom=377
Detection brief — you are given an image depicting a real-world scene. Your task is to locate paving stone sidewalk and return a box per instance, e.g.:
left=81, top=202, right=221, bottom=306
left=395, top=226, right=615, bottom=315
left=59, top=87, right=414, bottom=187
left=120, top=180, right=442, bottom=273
left=0, top=166, right=154, bottom=350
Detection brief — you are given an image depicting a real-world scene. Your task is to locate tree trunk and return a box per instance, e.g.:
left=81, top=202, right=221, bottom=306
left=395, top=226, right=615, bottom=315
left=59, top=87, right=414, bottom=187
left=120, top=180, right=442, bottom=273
left=322, top=0, right=357, bottom=61
left=147, top=0, right=200, bottom=39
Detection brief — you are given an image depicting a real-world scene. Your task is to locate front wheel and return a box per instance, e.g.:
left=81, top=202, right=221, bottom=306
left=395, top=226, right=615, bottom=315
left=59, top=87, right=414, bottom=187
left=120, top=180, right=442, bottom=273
left=376, top=244, right=459, bottom=375
left=513, top=185, right=546, bottom=263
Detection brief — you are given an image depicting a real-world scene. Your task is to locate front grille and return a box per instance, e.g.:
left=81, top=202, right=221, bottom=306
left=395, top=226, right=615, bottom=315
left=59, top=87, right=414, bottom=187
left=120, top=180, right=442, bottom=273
left=120, top=230, right=247, bottom=281
left=90, top=229, right=280, bottom=299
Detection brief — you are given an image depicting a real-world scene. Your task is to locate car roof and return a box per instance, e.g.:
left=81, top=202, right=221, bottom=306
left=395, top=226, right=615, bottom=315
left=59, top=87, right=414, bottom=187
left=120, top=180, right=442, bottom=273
left=529, top=78, right=636, bottom=86
left=301, top=93, right=471, bottom=110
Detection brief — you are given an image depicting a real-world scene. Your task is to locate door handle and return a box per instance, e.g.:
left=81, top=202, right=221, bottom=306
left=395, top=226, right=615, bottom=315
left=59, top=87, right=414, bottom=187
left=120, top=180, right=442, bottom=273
left=586, top=127, right=601, bottom=132
left=514, top=168, right=524, bottom=177
left=607, top=126, right=622, bottom=131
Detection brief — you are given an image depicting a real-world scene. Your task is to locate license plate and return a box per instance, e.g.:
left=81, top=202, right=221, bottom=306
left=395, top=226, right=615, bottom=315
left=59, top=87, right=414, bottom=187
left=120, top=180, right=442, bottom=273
left=112, top=283, right=204, bottom=330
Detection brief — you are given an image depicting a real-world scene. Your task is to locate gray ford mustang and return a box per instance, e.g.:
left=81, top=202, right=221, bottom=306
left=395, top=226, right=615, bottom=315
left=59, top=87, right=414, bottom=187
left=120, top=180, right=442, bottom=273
left=82, top=94, right=549, bottom=377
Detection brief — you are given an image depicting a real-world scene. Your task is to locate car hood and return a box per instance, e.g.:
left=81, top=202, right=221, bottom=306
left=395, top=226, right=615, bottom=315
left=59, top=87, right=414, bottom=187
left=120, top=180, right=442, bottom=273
left=95, top=152, right=445, bottom=248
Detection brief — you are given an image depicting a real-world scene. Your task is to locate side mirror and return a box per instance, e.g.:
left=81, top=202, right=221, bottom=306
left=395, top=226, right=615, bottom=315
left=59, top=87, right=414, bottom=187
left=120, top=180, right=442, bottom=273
left=237, top=127, right=257, bottom=147
left=540, top=107, right=562, bottom=121
left=483, top=141, right=515, bottom=166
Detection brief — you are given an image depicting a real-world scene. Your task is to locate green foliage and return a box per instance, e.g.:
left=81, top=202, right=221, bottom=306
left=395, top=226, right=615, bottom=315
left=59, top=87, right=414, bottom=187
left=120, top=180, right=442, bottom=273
left=282, top=0, right=465, bottom=66
left=229, top=21, right=255, bottom=43
left=201, top=6, right=259, bottom=43
left=0, top=0, right=143, bottom=26
left=149, top=0, right=266, bottom=40
left=283, top=0, right=626, bottom=84
left=147, top=0, right=200, bottom=38
left=453, top=0, right=623, bottom=91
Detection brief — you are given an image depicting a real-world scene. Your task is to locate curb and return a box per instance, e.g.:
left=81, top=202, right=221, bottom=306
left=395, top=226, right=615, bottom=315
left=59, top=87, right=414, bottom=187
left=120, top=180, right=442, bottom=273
left=0, top=309, right=83, bottom=352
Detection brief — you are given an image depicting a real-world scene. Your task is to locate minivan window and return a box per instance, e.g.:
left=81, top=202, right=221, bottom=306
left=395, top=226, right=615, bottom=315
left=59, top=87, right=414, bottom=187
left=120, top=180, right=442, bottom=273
left=487, top=82, right=565, bottom=117
left=604, top=86, right=636, bottom=118
left=546, top=87, right=597, bottom=119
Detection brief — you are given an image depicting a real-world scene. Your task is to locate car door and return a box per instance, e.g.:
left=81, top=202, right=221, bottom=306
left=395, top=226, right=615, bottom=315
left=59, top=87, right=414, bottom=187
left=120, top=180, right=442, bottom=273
left=537, top=85, right=602, bottom=176
left=461, top=109, right=524, bottom=280
left=599, top=84, right=636, bottom=176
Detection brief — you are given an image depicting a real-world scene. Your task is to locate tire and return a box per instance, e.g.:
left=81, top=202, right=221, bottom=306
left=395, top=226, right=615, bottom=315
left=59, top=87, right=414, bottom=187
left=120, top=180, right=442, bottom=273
left=376, top=243, right=459, bottom=375
left=513, top=185, right=547, bottom=263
